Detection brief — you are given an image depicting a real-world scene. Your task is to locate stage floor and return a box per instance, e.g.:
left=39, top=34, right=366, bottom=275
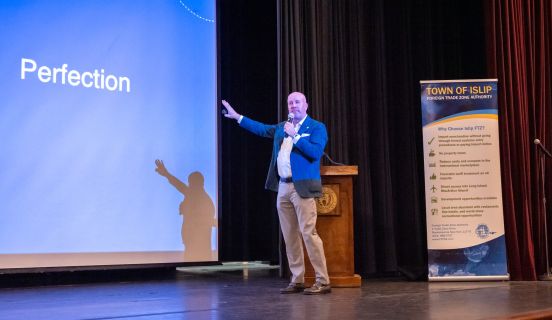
left=1, top=263, right=552, bottom=320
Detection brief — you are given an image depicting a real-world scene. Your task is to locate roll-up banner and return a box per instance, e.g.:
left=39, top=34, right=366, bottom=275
left=420, top=79, right=509, bottom=281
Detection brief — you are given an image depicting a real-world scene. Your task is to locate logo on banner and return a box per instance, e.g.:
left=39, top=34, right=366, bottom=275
left=475, top=224, right=490, bottom=239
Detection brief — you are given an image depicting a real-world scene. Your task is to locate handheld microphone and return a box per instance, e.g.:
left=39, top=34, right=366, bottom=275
left=287, top=113, right=294, bottom=123
left=285, top=113, right=294, bottom=137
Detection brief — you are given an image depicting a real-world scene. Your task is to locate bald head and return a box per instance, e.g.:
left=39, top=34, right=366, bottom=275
left=287, top=92, right=308, bottom=123
left=288, top=92, right=307, bottom=103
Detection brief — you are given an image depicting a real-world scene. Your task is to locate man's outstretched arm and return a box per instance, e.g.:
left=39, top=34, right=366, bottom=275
left=221, top=100, right=277, bottom=138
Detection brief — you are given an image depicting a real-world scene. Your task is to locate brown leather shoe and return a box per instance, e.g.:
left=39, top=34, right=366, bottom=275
left=303, top=282, right=331, bottom=295
left=280, top=282, right=305, bottom=294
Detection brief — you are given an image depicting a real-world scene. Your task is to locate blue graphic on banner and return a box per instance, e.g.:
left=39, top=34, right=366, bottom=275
left=428, top=236, right=507, bottom=277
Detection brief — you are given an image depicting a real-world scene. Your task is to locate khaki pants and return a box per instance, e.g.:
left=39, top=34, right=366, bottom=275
left=277, top=181, right=329, bottom=284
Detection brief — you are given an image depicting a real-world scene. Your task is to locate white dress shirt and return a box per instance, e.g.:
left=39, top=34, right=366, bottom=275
left=277, top=115, right=307, bottom=179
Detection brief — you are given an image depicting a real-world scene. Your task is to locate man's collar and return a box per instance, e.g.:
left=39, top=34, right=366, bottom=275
left=296, top=114, right=308, bottom=126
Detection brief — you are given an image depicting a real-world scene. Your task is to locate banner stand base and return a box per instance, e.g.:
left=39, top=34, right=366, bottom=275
left=429, top=275, right=509, bottom=282
left=538, top=272, right=552, bottom=281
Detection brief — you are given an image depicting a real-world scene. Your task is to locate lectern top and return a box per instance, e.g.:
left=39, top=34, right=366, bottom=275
left=320, top=166, right=358, bottom=176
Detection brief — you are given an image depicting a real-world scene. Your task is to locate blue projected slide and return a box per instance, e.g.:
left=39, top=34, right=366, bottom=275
left=0, top=0, right=217, bottom=268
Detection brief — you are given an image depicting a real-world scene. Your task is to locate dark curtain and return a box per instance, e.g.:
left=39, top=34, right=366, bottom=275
left=278, top=0, right=487, bottom=278
left=219, top=0, right=280, bottom=262
left=486, top=0, right=552, bottom=280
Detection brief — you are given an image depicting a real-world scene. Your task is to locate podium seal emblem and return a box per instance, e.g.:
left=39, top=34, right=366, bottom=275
left=317, top=186, right=338, bottom=214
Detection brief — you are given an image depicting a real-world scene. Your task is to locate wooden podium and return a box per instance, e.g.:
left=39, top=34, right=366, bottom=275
left=304, top=165, right=361, bottom=287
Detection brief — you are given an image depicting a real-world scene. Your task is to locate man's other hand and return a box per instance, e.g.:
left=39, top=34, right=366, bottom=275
left=222, top=100, right=241, bottom=120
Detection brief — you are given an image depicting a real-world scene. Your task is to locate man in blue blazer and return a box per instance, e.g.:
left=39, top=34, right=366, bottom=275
left=222, top=92, right=331, bottom=295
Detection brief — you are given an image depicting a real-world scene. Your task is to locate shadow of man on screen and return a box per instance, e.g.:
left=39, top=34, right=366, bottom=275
left=155, top=159, right=216, bottom=261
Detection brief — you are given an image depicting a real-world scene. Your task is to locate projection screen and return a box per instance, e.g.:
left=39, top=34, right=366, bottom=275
left=0, top=0, right=218, bottom=271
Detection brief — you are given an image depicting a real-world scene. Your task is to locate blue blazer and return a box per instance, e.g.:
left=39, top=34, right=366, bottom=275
left=240, top=115, right=327, bottom=198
